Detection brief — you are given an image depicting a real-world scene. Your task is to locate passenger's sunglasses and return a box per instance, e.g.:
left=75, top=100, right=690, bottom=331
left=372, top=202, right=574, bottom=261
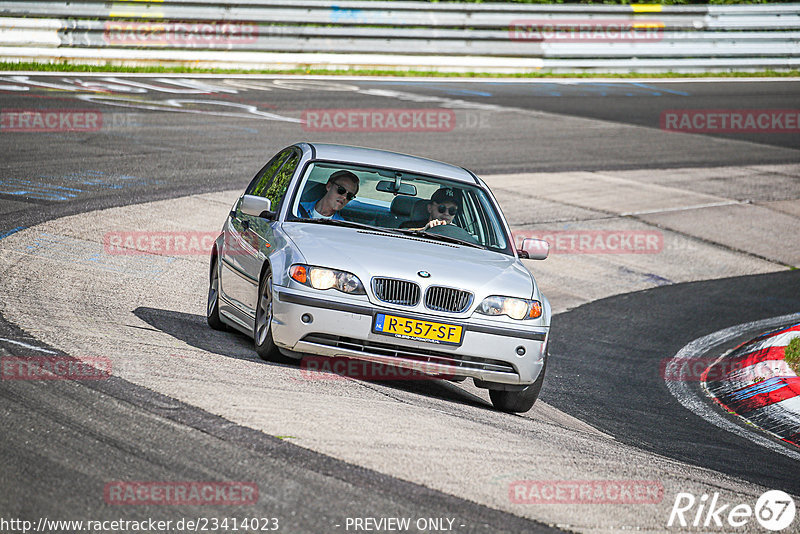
left=333, top=182, right=356, bottom=200
left=436, top=204, right=458, bottom=216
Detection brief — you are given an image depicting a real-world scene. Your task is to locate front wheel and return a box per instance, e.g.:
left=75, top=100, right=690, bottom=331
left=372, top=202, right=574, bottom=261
left=207, top=256, right=226, bottom=331
left=489, top=359, right=546, bottom=413
left=254, top=269, right=279, bottom=361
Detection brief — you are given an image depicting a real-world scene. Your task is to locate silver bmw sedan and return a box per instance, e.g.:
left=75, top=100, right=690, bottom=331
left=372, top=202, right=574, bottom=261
left=207, top=142, right=551, bottom=412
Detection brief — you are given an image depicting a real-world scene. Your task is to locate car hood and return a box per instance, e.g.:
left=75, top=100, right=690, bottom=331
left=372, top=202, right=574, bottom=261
left=282, top=223, right=536, bottom=299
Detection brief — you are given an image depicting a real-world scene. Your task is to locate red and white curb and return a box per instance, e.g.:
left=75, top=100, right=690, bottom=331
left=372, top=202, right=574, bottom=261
left=664, top=313, right=800, bottom=462
left=704, top=323, right=800, bottom=447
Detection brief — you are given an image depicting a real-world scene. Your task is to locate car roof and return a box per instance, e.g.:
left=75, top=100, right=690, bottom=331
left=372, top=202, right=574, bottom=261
left=301, top=143, right=479, bottom=184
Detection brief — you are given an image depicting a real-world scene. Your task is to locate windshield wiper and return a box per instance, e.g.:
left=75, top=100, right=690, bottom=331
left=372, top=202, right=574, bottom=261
left=290, top=217, right=403, bottom=234
left=397, top=228, right=485, bottom=249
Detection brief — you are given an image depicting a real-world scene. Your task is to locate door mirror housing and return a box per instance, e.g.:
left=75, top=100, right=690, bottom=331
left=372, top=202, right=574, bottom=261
left=240, top=195, right=275, bottom=219
left=518, top=238, right=549, bottom=260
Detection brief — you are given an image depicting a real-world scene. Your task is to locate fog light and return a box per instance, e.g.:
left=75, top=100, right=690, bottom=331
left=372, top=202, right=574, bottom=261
left=516, top=346, right=526, bottom=356
left=301, top=313, right=313, bottom=324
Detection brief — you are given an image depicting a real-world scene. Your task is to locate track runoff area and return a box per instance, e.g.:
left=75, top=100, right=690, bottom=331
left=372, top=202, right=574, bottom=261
left=0, top=73, right=799, bottom=533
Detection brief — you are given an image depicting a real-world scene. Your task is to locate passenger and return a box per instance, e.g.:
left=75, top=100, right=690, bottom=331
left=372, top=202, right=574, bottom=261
left=401, top=187, right=461, bottom=230
left=298, top=170, right=359, bottom=221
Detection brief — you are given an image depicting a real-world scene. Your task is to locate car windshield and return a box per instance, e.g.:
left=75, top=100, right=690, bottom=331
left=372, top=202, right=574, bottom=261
left=288, top=161, right=512, bottom=254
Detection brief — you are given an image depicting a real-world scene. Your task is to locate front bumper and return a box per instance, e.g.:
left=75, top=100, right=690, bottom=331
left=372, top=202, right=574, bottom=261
left=271, top=287, right=548, bottom=385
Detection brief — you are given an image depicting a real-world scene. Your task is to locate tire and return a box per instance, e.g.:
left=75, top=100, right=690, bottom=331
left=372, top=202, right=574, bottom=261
left=254, top=268, right=280, bottom=361
left=206, top=256, right=226, bottom=331
left=489, top=358, right=546, bottom=413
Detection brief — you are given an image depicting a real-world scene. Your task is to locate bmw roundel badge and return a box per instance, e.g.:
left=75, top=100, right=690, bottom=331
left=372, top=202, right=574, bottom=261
left=418, top=271, right=431, bottom=278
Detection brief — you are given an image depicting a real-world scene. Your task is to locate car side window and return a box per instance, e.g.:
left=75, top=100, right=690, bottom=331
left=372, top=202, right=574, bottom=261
left=246, top=148, right=294, bottom=200
left=262, top=151, right=300, bottom=210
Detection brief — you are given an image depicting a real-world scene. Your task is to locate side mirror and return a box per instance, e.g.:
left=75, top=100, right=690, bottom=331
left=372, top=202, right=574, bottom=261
left=518, top=238, right=549, bottom=260
left=240, top=195, right=275, bottom=219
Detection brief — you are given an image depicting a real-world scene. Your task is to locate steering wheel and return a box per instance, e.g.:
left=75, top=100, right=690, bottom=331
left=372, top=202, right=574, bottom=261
left=425, top=222, right=479, bottom=245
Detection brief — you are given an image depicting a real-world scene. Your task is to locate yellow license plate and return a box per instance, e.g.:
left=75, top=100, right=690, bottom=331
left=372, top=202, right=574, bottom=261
left=373, top=313, right=463, bottom=346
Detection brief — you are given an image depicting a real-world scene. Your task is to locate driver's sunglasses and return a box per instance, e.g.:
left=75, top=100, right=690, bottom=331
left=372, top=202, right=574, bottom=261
left=437, top=204, right=458, bottom=216
left=333, top=182, right=356, bottom=201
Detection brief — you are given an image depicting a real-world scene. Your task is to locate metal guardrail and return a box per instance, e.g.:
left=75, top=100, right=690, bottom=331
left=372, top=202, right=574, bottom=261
left=0, top=1, right=799, bottom=73
left=4, top=1, right=800, bottom=29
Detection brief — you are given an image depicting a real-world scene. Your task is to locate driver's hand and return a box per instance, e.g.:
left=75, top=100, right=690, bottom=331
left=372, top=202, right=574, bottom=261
left=423, top=219, right=448, bottom=230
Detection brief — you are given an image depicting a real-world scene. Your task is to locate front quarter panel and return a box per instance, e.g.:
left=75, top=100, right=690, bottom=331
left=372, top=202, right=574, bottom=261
left=267, top=224, right=306, bottom=288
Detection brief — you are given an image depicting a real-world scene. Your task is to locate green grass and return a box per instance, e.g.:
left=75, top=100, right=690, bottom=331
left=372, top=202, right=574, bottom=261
left=786, top=338, right=800, bottom=375
left=2, top=61, right=799, bottom=78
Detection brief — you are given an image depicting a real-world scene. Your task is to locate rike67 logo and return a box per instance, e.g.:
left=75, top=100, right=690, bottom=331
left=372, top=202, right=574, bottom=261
left=668, top=490, right=796, bottom=531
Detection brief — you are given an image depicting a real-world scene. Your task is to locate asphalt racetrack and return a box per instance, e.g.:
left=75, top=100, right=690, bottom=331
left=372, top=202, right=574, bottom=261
left=1, top=74, right=799, bottom=533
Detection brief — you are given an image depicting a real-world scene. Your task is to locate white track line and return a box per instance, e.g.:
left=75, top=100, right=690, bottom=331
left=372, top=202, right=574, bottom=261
left=2, top=72, right=800, bottom=83
left=621, top=200, right=743, bottom=217
left=665, top=313, right=800, bottom=462
left=0, top=337, right=58, bottom=354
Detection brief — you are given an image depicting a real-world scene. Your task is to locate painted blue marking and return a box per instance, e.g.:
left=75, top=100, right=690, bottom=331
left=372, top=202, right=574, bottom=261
left=447, top=89, right=492, bottom=97
left=0, top=226, right=24, bottom=240
left=80, top=179, right=122, bottom=189
left=751, top=322, right=800, bottom=342
left=366, top=80, right=692, bottom=98
left=374, top=314, right=385, bottom=331
left=628, top=82, right=690, bottom=96
left=729, top=377, right=788, bottom=401
left=331, top=5, right=364, bottom=23
left=642, top=273, right=673, bottom=287
left=618, top=266, right=672, bottom=286
left=361, top=81, right=494, bottom=97
left=0, top=170, right=158, bottom=201
left=368, top=79, right=696, bottom=99
left=0, top=178, right=82, bottom=200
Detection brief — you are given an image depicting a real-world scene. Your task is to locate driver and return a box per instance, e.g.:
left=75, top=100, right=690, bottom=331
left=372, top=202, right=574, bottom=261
left=401, top=187, right=461, bottom=230
left=298, top=170, right=359, bottom=221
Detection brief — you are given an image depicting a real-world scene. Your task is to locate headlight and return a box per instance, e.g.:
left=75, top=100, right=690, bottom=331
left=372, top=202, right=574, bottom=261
left=289, top=264, right=366, bottom=295
left=476, top=295, right=542, bottom=320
